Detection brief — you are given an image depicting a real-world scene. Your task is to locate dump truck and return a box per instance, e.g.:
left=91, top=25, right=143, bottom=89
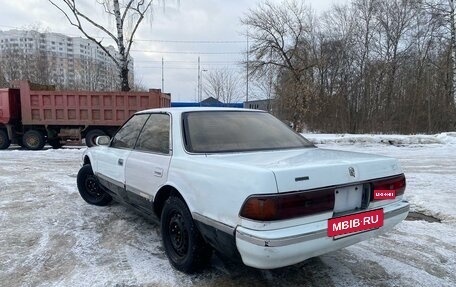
left=0, top=81, right=171, bottom=150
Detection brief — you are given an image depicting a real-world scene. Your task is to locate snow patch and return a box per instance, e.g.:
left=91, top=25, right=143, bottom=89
left=304, top=132, right=456, bottom=145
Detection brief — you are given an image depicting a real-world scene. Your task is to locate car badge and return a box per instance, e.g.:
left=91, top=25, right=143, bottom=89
left=349, top=167, right=356, bottom=177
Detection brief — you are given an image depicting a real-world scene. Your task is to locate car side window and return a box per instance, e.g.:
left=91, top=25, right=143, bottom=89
left=111, top=114, right=150, bottom=149
left=135, top=113, right=170, bottom=154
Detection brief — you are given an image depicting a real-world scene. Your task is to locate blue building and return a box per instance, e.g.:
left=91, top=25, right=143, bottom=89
left=171, top=97, right=243, bottom=108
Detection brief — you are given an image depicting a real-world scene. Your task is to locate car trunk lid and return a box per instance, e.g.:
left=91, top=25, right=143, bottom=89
left=207, top=148, right=402, bottom=193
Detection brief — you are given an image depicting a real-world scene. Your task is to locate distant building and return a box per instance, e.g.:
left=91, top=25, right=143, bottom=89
left=200, top=96, right=223, bottom=106
left=171, top=97, right=243, bottom=108
left=0, top=29, right=133, bottom=90
left=244, top=99, right=274, bottom=113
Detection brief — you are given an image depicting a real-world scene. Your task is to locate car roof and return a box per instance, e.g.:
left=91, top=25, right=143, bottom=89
left=136, top=107, right=265, bottom=115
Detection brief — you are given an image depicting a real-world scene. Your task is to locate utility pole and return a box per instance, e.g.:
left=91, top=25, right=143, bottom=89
left=197, top=56, right=201, bottom=103
left=201, top=69, right=207, bottom=101
left=161, top=57, right=164, bottom=92
left=246, top=30, right=249, bottom=103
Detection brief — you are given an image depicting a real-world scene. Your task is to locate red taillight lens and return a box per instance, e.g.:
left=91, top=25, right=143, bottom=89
left=372, top=174, right=406, bottom=201
left=240, top=189, right=335, bottom=221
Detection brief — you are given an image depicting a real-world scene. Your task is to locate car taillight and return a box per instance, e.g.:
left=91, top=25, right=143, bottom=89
left=240, top=188, right=335, bottom=221
left=371, top=174, right=406, bottom=201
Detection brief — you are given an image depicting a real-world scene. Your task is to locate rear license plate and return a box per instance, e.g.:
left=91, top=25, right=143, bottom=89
left=327, top=209, right=384, bottom=237
left=333, top=184, right=363, bottom=213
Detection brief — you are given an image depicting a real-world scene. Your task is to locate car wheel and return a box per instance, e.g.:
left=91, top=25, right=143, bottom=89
left=161, top=196, right=212, bottom=273
left=0, top=130, right=11, bottom=150
left=23, top=130, right=46, bottom=150
left=77, top=164, right=112, bottom=206
left=85, top=129, right=105, bottom=147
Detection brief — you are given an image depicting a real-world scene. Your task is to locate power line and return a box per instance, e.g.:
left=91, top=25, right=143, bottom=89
left=136, top=66, right=243, bottom=70
left=135, top=39, right=245, bottom=44
left=136, top=63, right=244, bottom=67
left=0, top=25, right=246, bottom=44
left=130, top=49, right=244, bottom=55
left=133, top=59, right=243, bottom=63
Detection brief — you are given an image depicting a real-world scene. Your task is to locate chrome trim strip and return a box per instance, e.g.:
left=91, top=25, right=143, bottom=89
left=96, top=172, right=124, bottom=189
left=236, top=228, right=327, bottom=248
left=192, top=212, right=235, bottom=235
left=236, top=201, right=410, bottom=247
left=126, top=185, right=154, bottom=201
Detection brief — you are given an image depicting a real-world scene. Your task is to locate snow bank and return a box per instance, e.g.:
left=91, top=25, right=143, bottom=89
left=303, top=132, right=456, bottom=145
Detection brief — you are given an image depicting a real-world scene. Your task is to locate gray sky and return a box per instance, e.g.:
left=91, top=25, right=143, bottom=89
left=0, top=0, right=338, bottom=102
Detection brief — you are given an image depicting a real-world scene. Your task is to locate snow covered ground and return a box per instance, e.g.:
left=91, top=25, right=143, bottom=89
left=303, top=133, right=456, bottom=223
left=0, top=134, right=455, bottom=287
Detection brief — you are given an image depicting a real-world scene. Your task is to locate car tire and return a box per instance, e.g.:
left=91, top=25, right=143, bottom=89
left=85, top=129, right=105, bottom=147
left=77, top=164, right=112, bottom=206
left=23, top=130, right=46, bottom=150
left=0, top=130, right=11, bottom=150
left=161, top=196, right=213, bottom=273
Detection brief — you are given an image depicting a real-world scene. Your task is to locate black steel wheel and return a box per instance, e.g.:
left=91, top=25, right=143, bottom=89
left=161, top=196, right=212, bottom=273
left=0, top=129, right=11, bottom=150
left=76, top=164, right=112, bottom=206
left=169, top=211, right=189, bottom=258
left=22, top=130, right=46, bottom=150
left=85, top=129, right=105, bottom=147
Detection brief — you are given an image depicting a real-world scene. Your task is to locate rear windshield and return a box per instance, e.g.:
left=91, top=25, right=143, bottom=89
left=183, top=111, right=314, bottom=153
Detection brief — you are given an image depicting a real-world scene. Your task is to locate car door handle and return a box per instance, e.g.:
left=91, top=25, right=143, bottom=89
left=118, top=158, right=124, bottom=166
left=154, top=168, right=163, bottom=177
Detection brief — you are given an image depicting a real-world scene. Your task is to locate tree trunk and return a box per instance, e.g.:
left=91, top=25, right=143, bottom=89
left=120, top=62, right=130, bottom=91
left=451, top=0, right=456, bottom=104
left=113, top=0, right=130, bottom=91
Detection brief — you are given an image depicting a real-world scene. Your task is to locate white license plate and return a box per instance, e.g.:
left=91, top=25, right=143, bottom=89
left=333, top=184, right=363, bottom=213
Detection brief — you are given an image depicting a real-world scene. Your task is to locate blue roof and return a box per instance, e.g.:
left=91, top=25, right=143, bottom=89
left=171, top=102, right=243, bottom=108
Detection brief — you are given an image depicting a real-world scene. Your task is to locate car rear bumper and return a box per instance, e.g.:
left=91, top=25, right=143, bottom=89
left=235, top=200, right=409, bottom=269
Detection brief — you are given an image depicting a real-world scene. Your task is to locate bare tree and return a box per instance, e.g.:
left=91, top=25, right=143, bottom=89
left=72, top=58, right=106, bottom=90
left=203, top=68, right=243, bottom=103
left=0, top=47, right=55, bottom=87
left=242, top=0, right=314, bottom=81
left=242, top=0, right=456, bottom=133
left=49, top=0, right=153, bottom=91
left=422, top=0, right=456, bottom=104
left=0, top=66, right=7, bottom=87
left=241, top=0, right=317, bottom=130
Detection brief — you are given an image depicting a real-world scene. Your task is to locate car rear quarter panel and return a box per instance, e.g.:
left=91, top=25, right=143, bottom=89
left=167, top=155, right=278, bottom=229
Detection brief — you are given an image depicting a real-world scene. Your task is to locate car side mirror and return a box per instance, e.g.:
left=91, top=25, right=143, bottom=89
left=96, top=135, right=111, bottom=146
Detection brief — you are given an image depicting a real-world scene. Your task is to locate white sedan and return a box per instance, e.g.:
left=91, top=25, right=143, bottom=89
left=77, top=107, right=409, bottom=273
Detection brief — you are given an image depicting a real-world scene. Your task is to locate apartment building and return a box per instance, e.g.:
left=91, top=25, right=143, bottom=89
left=0, top=29, right=134, bottom=90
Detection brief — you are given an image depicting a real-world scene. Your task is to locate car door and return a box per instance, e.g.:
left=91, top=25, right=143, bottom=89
left=96, top=113, right=150, bottom=201
left=125, top=113, right=172, bottom=214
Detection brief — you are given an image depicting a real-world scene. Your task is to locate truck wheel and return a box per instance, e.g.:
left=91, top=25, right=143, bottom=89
left=77, top=164, right=112, bottom=206
left=23, top=130, right=46, bottom=150
left=161, top=196, right=213, bottom=273
left=85, top=129, right=105, bottom=147
left=0, top=130, right=11, bottom=150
